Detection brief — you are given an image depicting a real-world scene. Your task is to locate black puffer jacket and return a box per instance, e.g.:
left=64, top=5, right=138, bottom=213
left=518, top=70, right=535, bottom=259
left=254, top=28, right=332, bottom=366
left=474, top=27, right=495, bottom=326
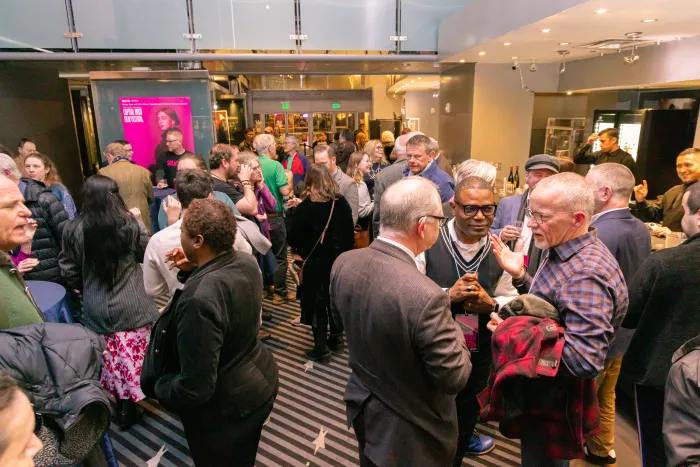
left=0, top=323, right=110, bottom=466
left=20, top=178, right=70, bottom=283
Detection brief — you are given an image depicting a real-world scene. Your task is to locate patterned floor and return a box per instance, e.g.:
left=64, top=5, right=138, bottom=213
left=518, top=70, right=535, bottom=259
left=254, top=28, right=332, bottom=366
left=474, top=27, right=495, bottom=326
left=110, top=279, right=522, bottom=467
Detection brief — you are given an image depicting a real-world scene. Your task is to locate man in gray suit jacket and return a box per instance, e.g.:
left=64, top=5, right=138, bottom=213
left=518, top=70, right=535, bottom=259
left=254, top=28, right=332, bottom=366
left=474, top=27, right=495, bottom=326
left=331, top=177, right=472, bottom=467
left=314, top=145, right=359, bottom=225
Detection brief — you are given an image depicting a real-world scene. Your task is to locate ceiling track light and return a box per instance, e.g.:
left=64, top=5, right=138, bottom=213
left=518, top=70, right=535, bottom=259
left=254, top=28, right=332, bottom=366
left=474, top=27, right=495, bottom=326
left=624, top=35, right=640, bottom=64
left=558, top=50, right=570, bottom=74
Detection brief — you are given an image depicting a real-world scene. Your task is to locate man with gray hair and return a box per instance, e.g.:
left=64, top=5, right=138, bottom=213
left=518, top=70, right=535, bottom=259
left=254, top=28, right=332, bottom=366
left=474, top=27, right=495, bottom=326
left=331, top=176, right=471, bottom=467
left=404, top=134, right=454, bottom=203
left=445, top=159, right=498, bottom=220
left=490, top=172, right=628, bottom=466
left=98, top=140, right=155, bottom=232
left=280, top=135, right=311, bottom=194
left=372, top=131, right=423, bottom=237
left=255, top=133, right=293, bottom=301
left=581, top=163, right=651, bottom=465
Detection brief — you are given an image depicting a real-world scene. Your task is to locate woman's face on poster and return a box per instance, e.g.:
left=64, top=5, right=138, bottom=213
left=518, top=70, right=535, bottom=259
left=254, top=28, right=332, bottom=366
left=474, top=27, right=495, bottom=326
left=157, top=111, right=177, bottom=131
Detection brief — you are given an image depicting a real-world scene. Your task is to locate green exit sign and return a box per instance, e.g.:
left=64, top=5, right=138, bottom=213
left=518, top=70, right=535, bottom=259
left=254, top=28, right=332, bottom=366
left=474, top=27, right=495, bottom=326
left=281, top=102, right=290, bottom=110
left=332, top=102, right=340, bottom=109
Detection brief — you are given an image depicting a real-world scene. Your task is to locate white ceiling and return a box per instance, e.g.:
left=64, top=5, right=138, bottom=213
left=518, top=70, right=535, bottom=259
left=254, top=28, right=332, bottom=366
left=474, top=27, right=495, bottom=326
left=445, top=0, right=700, bottom=64
left=387, top=75, right=441, bottom=94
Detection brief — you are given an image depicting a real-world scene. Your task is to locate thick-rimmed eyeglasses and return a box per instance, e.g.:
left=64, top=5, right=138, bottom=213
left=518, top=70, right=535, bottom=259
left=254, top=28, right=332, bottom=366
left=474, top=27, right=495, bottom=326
left=419, top=215, right=449, bottom=228
left=454, top=202, right=497, bottom=217
left=525, top=207, right=573, bottom=224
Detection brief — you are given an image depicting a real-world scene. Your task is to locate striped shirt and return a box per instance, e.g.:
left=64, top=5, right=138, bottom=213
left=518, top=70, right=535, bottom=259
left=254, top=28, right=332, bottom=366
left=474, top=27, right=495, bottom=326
left=513, top=229, right=628, bottom=378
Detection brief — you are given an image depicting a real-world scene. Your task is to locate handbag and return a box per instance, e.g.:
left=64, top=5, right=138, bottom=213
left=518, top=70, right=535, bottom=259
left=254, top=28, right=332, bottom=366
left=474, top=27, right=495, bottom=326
left=292, top=199, right=336, bottom=287
left=354, top=225, right=370, bottom=249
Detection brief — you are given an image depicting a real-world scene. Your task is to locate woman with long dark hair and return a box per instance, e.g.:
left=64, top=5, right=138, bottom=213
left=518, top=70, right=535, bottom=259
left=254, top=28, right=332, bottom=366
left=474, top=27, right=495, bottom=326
left=287, top=165, right=355, bottom=361
left=153, top=107, right=181, bottom=163
left=59, top=175, right=159, bottom=429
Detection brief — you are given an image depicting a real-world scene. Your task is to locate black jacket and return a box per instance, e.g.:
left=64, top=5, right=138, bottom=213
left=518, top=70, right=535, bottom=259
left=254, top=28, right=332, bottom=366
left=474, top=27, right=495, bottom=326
left=141, top=250, right=278, bottom=423
left=20, top=178, right=70, bottom=283
left=0, top=323, right=110, bottom=464
left=621, top=233, right=700, bottom=389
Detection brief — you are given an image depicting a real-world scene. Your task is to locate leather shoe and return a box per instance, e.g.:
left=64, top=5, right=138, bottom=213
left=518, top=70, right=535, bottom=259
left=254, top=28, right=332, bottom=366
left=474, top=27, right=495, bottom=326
left=304, top=347, right=331, bottom=361
left=465, top=431, right=495, bottom=456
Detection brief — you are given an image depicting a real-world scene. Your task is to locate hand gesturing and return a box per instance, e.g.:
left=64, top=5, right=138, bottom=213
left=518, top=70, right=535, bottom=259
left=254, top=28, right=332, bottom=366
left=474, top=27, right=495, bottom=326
left=490, top=234, right=525, bottom=279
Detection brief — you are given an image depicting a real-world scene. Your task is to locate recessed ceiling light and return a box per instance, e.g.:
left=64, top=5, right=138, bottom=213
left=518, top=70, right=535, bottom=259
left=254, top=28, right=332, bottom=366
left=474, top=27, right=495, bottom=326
left=541, top=28, right=551, bottom=33
left=393, top=67, right=400, bottom=70
left=595, top=9, right=607, bottom=14
left=511, top=56, right=519, bottom=60
left=641, top=19, right=657, bottom=23
left=625, top=32, right=643, bottom=37
left=566, top=91, right=573, bottom=95
left=265, top=4, right=270, bottom=9
left=410, top=80, right=415, bottom=83
left=559, top=42, right=570, bottom=46
left=478, top=51, right=486, bottom=56
left=417, top=77, right=422, bottom=80
left=503, top=42, right=512, bottom=46
left=459, top=59, right=465, bottom=63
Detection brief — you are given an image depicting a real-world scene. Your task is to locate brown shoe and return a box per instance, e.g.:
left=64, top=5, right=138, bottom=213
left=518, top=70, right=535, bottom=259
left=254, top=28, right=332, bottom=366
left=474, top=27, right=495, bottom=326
left=258, top=330, right=272, bottom=341
left=273, top=292, right=296, bottom=303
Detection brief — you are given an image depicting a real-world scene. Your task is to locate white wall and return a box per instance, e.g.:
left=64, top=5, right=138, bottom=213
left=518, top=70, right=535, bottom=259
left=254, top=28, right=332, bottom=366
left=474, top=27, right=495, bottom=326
left=470, top=63, right=559, bottom=177
left=366, top=75, right=402, bottom=120
left=559, top=36, right=700, bottom=91
left=404, top=90, right=440, bottom=140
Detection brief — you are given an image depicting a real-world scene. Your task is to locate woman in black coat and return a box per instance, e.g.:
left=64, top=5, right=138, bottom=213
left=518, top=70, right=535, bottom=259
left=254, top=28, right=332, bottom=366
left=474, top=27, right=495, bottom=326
left=141, top=198, right=278, bottom=467
left=288, top=165, right=355, bottom=361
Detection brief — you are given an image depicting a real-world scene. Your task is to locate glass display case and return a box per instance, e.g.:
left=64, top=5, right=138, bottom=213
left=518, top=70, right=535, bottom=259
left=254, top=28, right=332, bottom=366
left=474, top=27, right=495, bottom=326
left=544, top=117, right=586, bottom=157
left=592, top=110, right=645, bottom=160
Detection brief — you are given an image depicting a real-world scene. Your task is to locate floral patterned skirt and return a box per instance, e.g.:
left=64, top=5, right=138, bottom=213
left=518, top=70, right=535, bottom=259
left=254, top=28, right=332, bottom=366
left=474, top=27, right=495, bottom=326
left=100, top=324, right=152, bottom=402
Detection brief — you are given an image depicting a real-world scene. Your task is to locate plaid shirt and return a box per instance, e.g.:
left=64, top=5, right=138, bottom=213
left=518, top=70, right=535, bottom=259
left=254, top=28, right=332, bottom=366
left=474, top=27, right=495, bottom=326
left=478, top=316, right=600, bottom=460
left=513, top=229, right=628, bottom=378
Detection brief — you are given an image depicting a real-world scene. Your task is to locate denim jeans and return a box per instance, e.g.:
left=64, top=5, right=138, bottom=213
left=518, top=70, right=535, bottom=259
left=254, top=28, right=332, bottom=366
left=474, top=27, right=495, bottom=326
left=267, top=215, right=288, bottom=295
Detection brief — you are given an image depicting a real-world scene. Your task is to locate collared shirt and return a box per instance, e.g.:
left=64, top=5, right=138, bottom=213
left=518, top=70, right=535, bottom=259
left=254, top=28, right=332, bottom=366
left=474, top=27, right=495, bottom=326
left=144, top=219, right=184, bottom=309
left=416, top=219, right=518, bottom=303
left=376, top=236, right=424, bottom=273
left=591, top=207, right=630, bottom=223
left=513, top=229, right=628, bottom=378
left=403, top=159, right=455, bottom=203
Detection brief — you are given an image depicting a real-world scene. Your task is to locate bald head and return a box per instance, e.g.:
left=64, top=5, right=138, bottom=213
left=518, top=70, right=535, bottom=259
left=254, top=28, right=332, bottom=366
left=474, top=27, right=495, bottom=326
left=380, top=177, right=441, bottom=236
left=0, top=154, right=21, bottom=183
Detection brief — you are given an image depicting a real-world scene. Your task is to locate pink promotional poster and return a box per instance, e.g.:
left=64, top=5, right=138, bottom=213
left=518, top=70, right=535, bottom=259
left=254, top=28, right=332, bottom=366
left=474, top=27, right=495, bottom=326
left=119, top=97, right=194, bottom=169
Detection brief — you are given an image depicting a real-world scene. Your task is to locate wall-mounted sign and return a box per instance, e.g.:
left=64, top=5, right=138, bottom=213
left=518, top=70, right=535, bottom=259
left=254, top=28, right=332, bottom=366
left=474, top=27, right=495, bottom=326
left=281, top=102, right=290, bottom=110
left=332, top=102, right=340, bottom=109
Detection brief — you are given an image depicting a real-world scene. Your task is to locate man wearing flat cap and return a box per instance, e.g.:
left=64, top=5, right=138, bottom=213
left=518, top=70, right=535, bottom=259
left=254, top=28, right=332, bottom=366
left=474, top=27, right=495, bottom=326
left=491, top=154, right=560, bottom=276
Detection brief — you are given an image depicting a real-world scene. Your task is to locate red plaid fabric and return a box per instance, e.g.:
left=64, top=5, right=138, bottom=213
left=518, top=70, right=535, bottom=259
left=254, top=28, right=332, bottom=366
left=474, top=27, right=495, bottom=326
left=478, top=316, right=600, bottom=460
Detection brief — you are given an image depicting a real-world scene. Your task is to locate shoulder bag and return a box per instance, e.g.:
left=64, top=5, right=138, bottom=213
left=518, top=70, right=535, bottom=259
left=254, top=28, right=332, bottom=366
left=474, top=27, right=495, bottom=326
left=292, top=199, right=336, bottom=287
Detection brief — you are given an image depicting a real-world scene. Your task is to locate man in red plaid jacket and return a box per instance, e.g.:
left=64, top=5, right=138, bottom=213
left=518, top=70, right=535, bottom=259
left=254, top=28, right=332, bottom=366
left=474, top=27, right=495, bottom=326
left=489, top=173, right=628, bottom=466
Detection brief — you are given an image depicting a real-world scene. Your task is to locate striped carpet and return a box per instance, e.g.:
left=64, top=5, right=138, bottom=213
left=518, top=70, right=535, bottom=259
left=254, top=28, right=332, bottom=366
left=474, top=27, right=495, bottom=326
left=110, top=279, right=522, bottom=467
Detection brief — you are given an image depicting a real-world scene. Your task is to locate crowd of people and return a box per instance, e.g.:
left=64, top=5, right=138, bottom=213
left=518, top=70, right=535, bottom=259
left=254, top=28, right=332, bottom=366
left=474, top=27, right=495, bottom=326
left=1, top=126, right=700, bottom=467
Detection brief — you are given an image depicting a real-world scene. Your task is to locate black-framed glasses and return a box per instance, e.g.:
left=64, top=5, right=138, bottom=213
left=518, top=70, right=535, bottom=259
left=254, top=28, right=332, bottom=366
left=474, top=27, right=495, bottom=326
left=525, top=207, right=573, bottom=224
left=454, top=202, right=497, bottom=217
left=420, top=215, right=449, bottom=228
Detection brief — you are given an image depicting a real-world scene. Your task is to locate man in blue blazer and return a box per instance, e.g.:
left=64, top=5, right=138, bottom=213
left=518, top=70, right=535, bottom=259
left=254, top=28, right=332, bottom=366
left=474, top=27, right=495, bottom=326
left=584, top=163, right=651, bottom=465
left=490, top=154, right=559, bottom=276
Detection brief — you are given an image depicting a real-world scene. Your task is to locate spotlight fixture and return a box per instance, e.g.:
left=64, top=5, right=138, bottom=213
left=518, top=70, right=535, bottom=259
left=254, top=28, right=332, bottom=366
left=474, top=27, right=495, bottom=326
left=541, top=28, right=551, bottom=33
left=504, top=42, right=512, bottom=46
left=566, top=91, right=573, bottom=95
left=595, top=9, right=607, bottom=14
left=417, top=77, right=422, bottom=80
left=478, top=51, right=486, bottom=56
left=559, top=42, right=570, bottom=46
left=558, top=50, right=570, bottom=74
left=410, top=80, right=415, bottom=83
left=641, top=19, right=657, bottom=23
left=511, top=56, right=519, bottom=60
left=624, top=34, right=641, bottom=64
left=459, top=59, right=465, bottom=63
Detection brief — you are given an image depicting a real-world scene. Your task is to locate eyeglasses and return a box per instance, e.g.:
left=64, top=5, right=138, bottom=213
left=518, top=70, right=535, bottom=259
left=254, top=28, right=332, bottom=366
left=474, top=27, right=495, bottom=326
left=165, top=139, right=180, bottom=143
left=525, top=207, right=574, bottom=224
left=454, top=202, right=497, bottom=217
left=419, top=215, right=449, bottom=228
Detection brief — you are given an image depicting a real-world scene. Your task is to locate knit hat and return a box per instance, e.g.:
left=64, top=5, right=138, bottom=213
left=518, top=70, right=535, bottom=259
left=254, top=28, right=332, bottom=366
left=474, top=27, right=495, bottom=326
left=525, top=154, right=559, bottom=173
left=381, top=131, right=395, bottom=146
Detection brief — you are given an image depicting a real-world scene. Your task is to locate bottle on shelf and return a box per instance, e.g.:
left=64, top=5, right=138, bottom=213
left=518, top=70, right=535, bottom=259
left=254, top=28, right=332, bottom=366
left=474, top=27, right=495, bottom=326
left=514, top=166, right=520, bottom=189
left=507, top=167, right=514, bottom=189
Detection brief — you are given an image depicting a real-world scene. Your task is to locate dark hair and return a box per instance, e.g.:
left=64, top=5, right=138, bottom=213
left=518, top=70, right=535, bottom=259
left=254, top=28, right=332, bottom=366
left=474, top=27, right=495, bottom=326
left=178, top=153, right=208, bottom=171
left=157, top=107, right=180, bottom=126
left=244, top=127, right=255, bottom=135
left=314, top=144, right=336, bottom=160
left=340, top=129, right=354, bottom=142
left=556, top=156, right=575, bottom=173
left=182, top=198, right=237, bottom=254
left=302, top=164, right=340, bottom=202
left=599, top=128, right=619, bottom=140
left=333, top=132, right=340, bottom=141
left=209, top=144, right=235, bottom=169
left=80, top=175, right=139, bottom=286
left=688, top=181, right=700, bottom=214
left=456, top=176, right=492, bottom=194
left=335, top=141, right=356, bottom=165
left=0, top=143, right=8, bottom=155
left=114, top=139, right=130, bottom=146
left=176, top=170, right=213, bottom=209
left=17, top=137, right=34, bottom=149
left=407, top=134, right=438, bottom=154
